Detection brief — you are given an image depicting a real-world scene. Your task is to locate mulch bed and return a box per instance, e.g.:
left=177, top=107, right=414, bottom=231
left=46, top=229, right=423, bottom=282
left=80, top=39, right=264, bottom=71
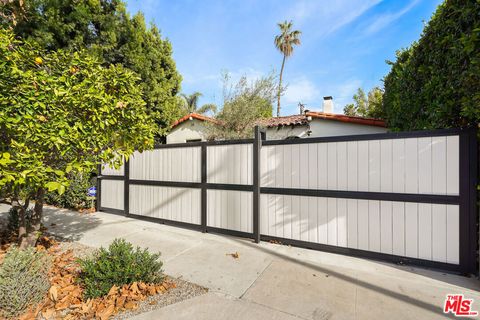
left=0, top=236, right=207, bottom=320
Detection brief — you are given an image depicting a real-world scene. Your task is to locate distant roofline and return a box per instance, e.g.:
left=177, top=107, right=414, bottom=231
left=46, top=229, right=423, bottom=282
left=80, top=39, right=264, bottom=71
left=306, top=111, right=386, bottom=127
left=171, top=113, right=219, bottom=129
left=171, top=112, right=386, bottom=130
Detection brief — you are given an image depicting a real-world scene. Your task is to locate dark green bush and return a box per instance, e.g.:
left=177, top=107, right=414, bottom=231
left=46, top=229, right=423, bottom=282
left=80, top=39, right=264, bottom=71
left=383, top=0, right=480, bottom=130
left=0, top=247, right=51, bottom=318
left=7, top=207, right=34, bottom=235
left=78, top=238, right=163, bottom=299
left=44, top=173, right=96, bottom=210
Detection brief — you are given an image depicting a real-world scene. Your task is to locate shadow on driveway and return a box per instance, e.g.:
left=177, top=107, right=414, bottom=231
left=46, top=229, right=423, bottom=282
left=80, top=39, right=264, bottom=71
left=231, top=238, right=461, bottom=319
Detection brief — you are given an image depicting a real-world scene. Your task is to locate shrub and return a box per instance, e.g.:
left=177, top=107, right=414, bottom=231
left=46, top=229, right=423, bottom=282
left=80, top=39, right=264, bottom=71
left=0, top=247, right=51, bottom=318
left=383, top=0, right=480, bottom=130
left=44, top=173, right=96, bottom=210
left=78, top=239, right=163, bottom=299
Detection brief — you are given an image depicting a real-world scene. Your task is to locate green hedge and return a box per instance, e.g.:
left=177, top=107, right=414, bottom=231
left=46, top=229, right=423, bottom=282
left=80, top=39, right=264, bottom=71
left=44, top=173, right=96, bottom=210
left=383, top=0, right=480, bottom=130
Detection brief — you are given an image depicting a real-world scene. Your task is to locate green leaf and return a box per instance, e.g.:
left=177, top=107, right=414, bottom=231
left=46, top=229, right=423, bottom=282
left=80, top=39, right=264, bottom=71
left=45, top=181, right=61, bottom=192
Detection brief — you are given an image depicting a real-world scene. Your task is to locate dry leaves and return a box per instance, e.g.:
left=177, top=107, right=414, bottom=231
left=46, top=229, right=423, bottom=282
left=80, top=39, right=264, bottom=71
left=8, top=240, right=176, bottom=320
left=226, top=252, right=240, bottom=259
left=0, top=234, right=174, bottom=320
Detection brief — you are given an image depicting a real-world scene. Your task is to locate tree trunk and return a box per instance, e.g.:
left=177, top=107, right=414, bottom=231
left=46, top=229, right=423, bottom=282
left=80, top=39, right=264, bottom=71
left=19, top=187, right=44, bottom=248
left=12, top=193, right=27, bottom=243
left=277, top=54, right=286, bottom=117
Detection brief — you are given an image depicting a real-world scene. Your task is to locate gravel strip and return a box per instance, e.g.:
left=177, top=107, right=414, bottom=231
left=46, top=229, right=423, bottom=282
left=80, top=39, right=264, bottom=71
left=56, top=240, right=96, bottom=259
left=112, top=276, right=208, bottom=320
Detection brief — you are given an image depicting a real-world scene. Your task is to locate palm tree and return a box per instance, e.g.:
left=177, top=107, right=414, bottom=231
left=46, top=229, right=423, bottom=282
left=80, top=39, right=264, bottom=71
left=180, top=92, right=217, bottom=115
left=274, top=21, right=301, bottom=117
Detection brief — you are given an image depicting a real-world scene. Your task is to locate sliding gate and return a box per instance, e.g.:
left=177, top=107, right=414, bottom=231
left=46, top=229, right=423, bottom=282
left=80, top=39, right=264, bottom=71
left=98, top=127, right=477, bottom=274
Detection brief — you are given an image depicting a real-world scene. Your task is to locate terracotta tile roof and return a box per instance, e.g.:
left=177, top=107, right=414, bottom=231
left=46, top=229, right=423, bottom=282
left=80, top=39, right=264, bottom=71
left=171, top=111, right=386, bottom=129
left=306, top=111, right=386, bottom=127
left=255, top=115, right=309, bottom=128
left=171, top=113, right=219, bottom=128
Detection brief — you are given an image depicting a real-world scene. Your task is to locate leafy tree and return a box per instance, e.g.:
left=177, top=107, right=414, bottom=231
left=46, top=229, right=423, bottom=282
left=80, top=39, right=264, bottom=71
left=0, top=29, right=156, bottom=247
left=208, top=72, right=278, bottom=139
left=1, top=0, right=182, bottom=135
left=343, top=87, right=384, bottom=119
left=180, top=92, right=217, bottom=115
left=274, top=20, right=301, bottom=117
left=383, top=0, right=480, bottom=130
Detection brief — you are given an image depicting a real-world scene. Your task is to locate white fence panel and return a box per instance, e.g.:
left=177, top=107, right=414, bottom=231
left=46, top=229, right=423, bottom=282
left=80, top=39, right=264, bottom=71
left=129, top=148, right=201, bottom=182
left=100, top=180, right=123, bottom=210
left=260, top=136, right=459, bottom=196
left=207, top=144, right=252, bottom=185
left=129, top=185, right=200, bottom=224
left=260, top=194, right=459, bottom=264
left=207, top=190, right=252, bottom=233
left=102, top=163, right=124, bottom=176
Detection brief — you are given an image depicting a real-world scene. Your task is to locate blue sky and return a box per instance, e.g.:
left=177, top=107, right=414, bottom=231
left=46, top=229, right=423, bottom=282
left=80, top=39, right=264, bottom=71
left=125, top=0, right=442, bottom=116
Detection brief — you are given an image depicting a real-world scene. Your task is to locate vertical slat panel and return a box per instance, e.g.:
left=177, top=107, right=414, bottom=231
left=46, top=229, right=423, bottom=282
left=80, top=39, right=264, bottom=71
left=380, top=140, right=393, bottom=192
left=337, top=142, right=348, bottom=190
left=317, top=144, right=328, bottom=189
left=308, top=144, right=318, bottom=189
left=405, top=203, right=418, bottom=258
left=405, top=138, right=418, bottom=193
left=284, top=146, right=292, bottom=188
left=446, top=136, right=459, bottom=195
left=308, top=197, right=318, bottom=243
left=299, top=144, right=309, bottom=189
left=347, top=141, right=358, bottom=191
left=392, top=202, right=405, bottom=256
left=260, top=194, right=267, bottom=234
left=380, top=201, right=393, bottom=254
left=318, top=198, right=328, bottom=244
left=392, top=139, right=405, bottom=193
left=446, top=205, right=460, bottom=264
left=291, top=144, right=300, bottom=189
left=368, top=200, right=381, bottom=252
left=418, top=137, right=432, bottom=194
left=432, top=204, right=447, bottom=263
left=275, top=146, right=284, bottom=188
left=368, top=141, right=381, bottom=192
left=357, top=200, right=369, bottom=250
left=337, top=199, right=347, bottom=247
left=327, top=198, right=337, bottom=246
left=347, top=199, right=358, bottom=249
left=283, top=195, right=292, bottom=239
left=279, top=194, right=286, bottom=238
left=418, top=203, right=432, bottom=260
left=300, top=197, right=309, bottom=241
left=291, top=196, right=301, bottom=240
left=327, top=143, right=337, bottom=190
left=357, top=141, right=369, bottom=191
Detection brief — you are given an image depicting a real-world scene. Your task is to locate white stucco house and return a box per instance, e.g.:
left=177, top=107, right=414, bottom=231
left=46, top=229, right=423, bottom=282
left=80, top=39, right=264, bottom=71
left=166, top=97, right=387, bottom=144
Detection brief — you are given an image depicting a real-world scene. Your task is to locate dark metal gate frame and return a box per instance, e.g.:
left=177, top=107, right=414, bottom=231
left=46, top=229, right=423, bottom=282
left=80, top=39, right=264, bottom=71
left=97, top=127, right=478, bottom=274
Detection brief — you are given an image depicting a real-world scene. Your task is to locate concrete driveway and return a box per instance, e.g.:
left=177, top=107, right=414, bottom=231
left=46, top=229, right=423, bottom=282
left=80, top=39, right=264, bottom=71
left=2, top=204, right=479, bottom=320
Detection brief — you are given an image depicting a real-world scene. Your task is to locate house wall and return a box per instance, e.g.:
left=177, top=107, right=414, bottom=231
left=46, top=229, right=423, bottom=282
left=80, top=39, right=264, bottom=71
left=265, top=126, right=308, bottom=140
left=166, top=118, right=209, bottom=144
left=309, top=118, right=387, bottom=137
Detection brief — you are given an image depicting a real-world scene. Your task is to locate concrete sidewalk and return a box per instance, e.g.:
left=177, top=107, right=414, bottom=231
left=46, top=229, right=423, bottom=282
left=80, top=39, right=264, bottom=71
left=2, top=204, right=479, bottom=319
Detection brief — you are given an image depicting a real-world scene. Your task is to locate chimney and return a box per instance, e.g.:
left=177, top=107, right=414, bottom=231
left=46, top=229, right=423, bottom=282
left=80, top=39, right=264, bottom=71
left=323, top=96, right=334, bottom=114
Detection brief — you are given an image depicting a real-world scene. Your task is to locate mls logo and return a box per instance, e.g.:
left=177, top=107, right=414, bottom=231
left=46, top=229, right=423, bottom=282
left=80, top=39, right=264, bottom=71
left=443, top=294, right=478, bottom=317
